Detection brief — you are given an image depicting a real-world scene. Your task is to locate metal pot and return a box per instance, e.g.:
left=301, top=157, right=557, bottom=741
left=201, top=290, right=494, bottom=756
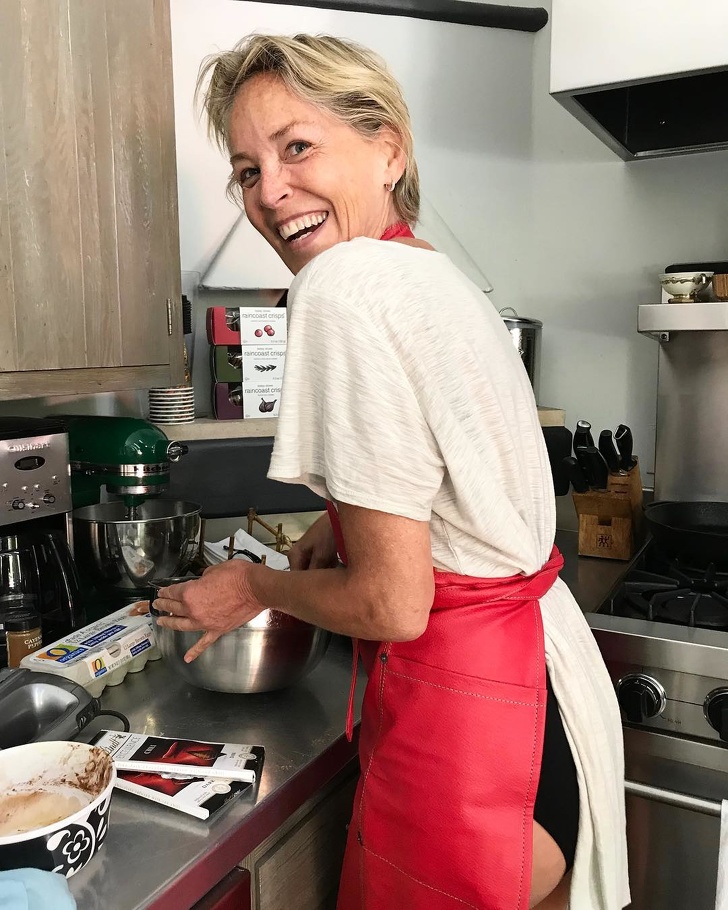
left=72, top=500, right=201, bottom=593
left=499, top=307, right=542, bottom=400
left=149, top=576, right=331, bottom=693
left=644, top=500, right=728, bottom=567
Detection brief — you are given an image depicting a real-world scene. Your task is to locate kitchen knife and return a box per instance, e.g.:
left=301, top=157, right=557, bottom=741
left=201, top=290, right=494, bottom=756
left=573, top=419, right=594, bottom=453
left=575, top=446, right=594, bottom=488
left=562, top=456, right=590, bottom=494
left=598, top=430, right=622, bottom=474
left=576, top=445, right=610, bottom=490
left=615, top=424, right=637, bottom=471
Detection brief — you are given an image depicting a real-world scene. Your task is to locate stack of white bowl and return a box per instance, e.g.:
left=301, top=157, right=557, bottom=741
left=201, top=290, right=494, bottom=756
left=148, top=385, right=195, bottom=424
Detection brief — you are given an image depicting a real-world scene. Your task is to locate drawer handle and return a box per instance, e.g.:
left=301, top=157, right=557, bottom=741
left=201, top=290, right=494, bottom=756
left=626, top=779, right=723, bottom=817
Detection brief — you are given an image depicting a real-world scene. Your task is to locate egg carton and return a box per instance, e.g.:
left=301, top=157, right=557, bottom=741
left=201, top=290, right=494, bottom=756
left=20, top=605, right=161, bottom=698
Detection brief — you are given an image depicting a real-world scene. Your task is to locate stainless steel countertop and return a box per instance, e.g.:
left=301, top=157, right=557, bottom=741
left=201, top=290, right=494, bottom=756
left=67, top=530, right=627, bottom=910
left=69, top=634, right=364, bottom=910
left=554, top=528, right=629, bottom=614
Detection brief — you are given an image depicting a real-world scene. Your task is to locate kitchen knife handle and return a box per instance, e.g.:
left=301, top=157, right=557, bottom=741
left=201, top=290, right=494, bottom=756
left=562, top=455, right=590, bottom=494
left=587, top=445, right=610, bottom=490
left=577, top=445, right=610, bottom=490
left=615, top=424, right=636, bottom=471
left=575, top=446, right=595, bottom=488
left=574, top=419, right=594, bottom=453
left=598, top=430, right=621, bottom=474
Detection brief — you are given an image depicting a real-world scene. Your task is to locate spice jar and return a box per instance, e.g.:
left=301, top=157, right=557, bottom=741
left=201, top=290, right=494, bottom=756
left=5, top=610, right=42, bottom=668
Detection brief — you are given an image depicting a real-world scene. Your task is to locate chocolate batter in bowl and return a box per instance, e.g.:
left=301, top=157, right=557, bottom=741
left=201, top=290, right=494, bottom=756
left=0, top=740, right=115, bottom=876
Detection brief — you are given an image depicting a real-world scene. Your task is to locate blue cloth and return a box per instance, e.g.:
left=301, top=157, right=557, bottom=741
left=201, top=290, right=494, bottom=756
left=0, top=869, right=76, bottom=910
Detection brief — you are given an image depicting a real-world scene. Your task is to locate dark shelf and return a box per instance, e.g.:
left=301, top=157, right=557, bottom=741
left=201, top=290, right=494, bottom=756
left=244, top=0, right=548, bottom=32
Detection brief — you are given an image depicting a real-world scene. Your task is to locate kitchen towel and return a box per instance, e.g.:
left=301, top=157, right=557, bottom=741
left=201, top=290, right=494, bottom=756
left=0, top=869, right=76, bottom=910
left=716, top=800, right=728, bottom=910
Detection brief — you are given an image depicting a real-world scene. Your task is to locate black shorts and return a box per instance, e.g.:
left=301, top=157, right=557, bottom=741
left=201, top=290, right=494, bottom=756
left=533, top=672, right=580, bottom=871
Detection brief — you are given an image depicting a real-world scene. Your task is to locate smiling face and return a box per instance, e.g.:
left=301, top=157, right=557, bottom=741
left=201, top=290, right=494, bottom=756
left=228, top=73, right=405, bottom=274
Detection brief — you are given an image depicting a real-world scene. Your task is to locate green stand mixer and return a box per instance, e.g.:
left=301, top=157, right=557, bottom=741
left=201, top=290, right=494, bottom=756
left=65, top=416, right=187, bottom=514
left=64, top=417, right=201, bottom=611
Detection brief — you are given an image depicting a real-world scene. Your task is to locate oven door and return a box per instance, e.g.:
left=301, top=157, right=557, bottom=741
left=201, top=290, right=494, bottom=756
left=624, top=727, right=728, bottom=910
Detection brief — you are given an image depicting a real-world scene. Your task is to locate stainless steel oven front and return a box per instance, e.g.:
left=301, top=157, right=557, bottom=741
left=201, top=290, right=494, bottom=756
left=588, top=607, right=728, bottom=910
left=623, top=727, right=726, bottom=910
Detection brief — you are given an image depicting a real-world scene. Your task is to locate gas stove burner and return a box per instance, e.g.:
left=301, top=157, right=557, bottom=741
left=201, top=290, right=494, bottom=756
left=664, top=560, right=728, bottom=594
left=619, top=578, right=728, bottom=629
left=643, top=588, right=728, bottom=629
left=609, top=556, right=728, bottom=628
left=647, top=547, right=728, bottom=580
left=605, top=540, right=728, bottom=628
left=624, top=569, right=682, bottom=593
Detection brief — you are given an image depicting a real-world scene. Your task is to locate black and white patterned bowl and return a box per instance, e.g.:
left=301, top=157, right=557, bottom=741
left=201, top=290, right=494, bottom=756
left=0, top=741, right=115, bottom=877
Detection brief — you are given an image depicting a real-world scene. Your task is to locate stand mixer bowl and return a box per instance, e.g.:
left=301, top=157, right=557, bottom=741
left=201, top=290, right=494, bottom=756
left=72, top=500, right=201, bottom=594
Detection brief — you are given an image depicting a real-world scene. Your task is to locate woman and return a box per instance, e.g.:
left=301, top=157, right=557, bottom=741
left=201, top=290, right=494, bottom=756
left=155, top=34, right=629, bottom=910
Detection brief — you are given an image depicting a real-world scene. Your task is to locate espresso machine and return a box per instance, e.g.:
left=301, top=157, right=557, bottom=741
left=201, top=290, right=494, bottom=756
left=0, top=417, right=84, bottom=667
left=64, top=417, right=201, bottom=612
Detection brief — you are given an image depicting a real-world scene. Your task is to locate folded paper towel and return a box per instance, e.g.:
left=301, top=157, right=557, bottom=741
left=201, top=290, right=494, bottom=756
left=204, top=529, right=289, bottom=572
left=0, top=868, right=76, bottom=910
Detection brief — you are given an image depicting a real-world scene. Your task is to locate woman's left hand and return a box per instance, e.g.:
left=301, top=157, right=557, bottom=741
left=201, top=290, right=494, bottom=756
left=153, top=560, right=265, bottom=663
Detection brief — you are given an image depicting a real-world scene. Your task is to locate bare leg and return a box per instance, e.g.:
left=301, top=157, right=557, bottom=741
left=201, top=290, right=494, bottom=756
left=529, top=820, right=570, bottom=909
left=532, top=871, right=571, bottom=910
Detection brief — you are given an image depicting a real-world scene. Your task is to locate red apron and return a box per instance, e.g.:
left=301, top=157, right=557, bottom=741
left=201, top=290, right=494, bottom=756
left=329, top=224, right=563, bottom=909
left=327, top=504, right=562, bottom=910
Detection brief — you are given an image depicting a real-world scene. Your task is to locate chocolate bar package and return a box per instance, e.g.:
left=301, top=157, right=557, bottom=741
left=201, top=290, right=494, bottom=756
left=115, top=770, right=255, bottom=820
left=91, top=731, right=265, bottom=782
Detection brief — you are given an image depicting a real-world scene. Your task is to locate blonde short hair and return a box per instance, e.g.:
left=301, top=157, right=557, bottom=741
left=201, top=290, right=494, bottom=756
left=196, top=34, right=420, bottom=225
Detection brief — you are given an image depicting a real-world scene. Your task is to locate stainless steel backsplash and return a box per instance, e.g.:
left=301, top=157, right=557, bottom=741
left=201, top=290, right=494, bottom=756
left=655, top=332, right=728, bottom=501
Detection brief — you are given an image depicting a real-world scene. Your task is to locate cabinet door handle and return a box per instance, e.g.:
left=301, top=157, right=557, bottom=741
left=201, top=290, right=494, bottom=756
left=626, top=779, right=723, bottom=817
left=166, top=298, right=173, bottom=336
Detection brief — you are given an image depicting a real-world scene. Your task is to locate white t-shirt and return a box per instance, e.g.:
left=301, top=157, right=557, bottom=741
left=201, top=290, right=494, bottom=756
left=269, top=237, right=630, bottom=910
left=268, top=237, right=554, bottom=577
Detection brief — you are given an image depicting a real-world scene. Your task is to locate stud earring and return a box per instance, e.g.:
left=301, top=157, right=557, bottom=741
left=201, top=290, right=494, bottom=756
left=387, top=179, right=398, bottom=192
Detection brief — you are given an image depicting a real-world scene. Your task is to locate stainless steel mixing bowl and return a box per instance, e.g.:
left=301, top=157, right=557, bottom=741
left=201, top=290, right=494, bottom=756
left=148, top=577, right=331, bottom=693
left=72, top=500, right=201, bottom=593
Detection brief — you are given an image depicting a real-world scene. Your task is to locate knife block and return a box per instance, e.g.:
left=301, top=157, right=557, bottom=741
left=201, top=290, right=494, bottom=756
left=605, top=458, right=644, bottom=537
left=572, top=459, right=643, bottom=561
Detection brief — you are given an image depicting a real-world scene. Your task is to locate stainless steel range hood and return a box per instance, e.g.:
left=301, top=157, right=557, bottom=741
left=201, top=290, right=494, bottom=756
left=549, top=0, right=728, bottom=161
left=552, top=68, right=728, bottom=161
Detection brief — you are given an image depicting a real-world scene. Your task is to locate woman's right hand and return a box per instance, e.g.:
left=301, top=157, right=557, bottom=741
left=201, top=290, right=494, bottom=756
left=287, top=513, right=339, bottom=570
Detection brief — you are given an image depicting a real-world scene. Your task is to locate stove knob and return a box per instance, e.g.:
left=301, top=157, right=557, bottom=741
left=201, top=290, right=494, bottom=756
left=11, top=499, right=25, bottom=511
left=42, top=493, right=56, bottom=504
left=704, top=688, right=728, bottom=743
left=617, top=673, right=666, bottom=723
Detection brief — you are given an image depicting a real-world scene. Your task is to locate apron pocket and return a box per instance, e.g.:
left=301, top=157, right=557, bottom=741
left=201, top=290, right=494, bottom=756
left=357, top=652, right=544, bottom=910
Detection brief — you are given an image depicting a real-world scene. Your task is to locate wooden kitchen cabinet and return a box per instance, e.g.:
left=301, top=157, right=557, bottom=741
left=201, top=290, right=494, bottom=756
left=240, top=766, right=357, bottom=910
left=0, top=0, right=184, bottom=400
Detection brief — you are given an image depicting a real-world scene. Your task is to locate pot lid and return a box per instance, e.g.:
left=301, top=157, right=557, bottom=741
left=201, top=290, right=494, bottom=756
left=498, top=307, right=543, bottom=328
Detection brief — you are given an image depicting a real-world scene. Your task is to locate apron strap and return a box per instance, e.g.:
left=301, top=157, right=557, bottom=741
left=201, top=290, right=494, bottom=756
left=380, top=221, right=415, bottom=241
left=326, top=501, right=359, bottom=742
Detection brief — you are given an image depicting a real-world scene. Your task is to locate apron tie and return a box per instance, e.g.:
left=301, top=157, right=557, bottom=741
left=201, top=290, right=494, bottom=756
left=345, top=638, right=359, bottom=741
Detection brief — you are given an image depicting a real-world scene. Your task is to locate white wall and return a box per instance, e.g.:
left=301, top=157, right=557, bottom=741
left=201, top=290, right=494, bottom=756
left=524, top=0, right=728, bottom=487
left=170, top=0, right=535, bottom=297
